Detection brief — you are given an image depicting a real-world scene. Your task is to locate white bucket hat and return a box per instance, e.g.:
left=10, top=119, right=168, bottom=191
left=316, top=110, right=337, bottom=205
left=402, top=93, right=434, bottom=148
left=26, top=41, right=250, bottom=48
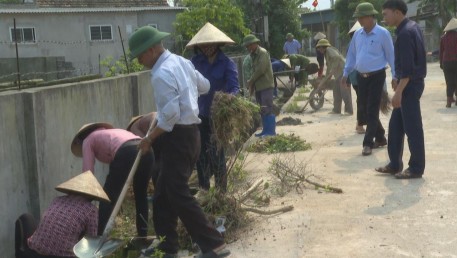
left=186, top=22, right=235, bottom=48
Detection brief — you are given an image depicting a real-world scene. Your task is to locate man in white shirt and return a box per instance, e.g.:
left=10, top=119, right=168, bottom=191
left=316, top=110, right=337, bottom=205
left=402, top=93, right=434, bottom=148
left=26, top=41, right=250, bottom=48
left=128, top=26, right=230, bottom=258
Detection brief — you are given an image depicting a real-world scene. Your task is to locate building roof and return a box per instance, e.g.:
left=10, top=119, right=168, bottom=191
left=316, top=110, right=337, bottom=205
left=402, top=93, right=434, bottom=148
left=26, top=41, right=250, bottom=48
left=36, top=0, right=168, bottom=7
left=0, top=6, right=185, bottom=14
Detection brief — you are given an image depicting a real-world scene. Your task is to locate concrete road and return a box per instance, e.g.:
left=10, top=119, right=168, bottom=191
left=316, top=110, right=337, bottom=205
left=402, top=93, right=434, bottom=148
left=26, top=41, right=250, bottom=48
left=227, top=62, right=457, bottom=258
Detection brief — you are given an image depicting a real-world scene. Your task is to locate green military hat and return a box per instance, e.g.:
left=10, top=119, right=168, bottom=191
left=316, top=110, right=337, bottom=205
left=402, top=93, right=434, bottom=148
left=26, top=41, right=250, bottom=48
left=353, top=2, right=378, bottom=18
left=315, top=39, right=331, bottom=48
left=242, top=34, right=260, bottom=47
left=128, top=26, right=170, bottom=60
left=286, top=33, right=294, bottom=39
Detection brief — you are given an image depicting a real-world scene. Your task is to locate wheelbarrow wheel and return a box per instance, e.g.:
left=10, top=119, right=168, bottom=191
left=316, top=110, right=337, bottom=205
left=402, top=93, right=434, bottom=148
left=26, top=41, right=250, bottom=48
left=309, top=88, right=325, bottom=110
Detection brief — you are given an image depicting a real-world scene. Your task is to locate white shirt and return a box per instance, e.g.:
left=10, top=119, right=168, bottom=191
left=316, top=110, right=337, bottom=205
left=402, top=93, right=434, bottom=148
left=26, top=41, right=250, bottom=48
left=150, top=50, right=210, bottom=132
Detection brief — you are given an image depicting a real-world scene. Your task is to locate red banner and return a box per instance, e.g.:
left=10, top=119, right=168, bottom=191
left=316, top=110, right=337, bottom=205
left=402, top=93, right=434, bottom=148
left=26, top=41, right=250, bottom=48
left=312, top=0, right=318, bottom=7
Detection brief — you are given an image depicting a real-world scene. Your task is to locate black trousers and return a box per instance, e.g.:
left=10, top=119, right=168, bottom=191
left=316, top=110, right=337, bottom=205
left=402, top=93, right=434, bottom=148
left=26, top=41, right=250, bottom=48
left=153, top=125, right=224, bottom=254
left=351, top=83, right=367, bottom=126
left=196, top=116, right=227, bottom=191
left=99, top=139, right=154, bottom=237
left=443, top=61, right=457, bottom=97
left=358, top=71, right=386, bottom=147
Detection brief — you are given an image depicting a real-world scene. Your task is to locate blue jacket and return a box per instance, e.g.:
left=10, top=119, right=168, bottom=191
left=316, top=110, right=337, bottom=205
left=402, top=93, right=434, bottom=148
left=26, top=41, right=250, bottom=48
left=191, top=51, right=239, bottom=117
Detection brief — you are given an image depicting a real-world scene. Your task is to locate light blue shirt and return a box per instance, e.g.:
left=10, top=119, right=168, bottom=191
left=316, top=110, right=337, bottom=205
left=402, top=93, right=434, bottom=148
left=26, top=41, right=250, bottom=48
left=283, top=39, right=301, bottom=54
left=150, top=50, right=210, bottom=132
left=343, top=24, right=395, bottom=78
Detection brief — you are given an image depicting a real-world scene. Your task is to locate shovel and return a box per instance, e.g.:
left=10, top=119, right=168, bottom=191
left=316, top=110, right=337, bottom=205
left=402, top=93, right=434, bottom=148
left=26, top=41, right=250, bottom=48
left=74, top=151, right=143, bottom=258
left=74, top=118, right=157, bottom=258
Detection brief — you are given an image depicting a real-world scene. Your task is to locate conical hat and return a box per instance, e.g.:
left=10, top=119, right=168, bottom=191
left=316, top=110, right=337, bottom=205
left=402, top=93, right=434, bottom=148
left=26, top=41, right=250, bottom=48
left=126, top=115, right=143, bottom=131
left=348, top=21, right=362, bottom=35
left=280, top=58, right=291, bottom=68
left=444, top=18, right=457, bottom=32
left=71, top=122, right=114, bottom=157
left=55, top=170, right=110, bottom=202
left=186, top=22, right=235, bottom=48
left=313, top=32, right=326, bottom=40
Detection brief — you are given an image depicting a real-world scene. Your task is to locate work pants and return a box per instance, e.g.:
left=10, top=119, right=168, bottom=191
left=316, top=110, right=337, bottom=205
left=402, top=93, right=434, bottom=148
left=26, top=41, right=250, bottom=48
left=387, top=79, right=425, bottom=175
left=152, top=125, right=224, bottom=254
left=358, top=70, right=386, bottom=148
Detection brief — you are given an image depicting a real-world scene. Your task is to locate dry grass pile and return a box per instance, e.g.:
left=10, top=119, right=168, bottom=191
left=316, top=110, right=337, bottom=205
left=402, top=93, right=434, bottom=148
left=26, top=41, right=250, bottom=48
left=211, top=92, right=260, bottom=152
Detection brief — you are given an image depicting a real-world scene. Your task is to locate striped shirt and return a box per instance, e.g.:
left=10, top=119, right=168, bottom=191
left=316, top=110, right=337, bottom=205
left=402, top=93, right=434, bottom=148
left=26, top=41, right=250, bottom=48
left=27, top=195, right=98, bottom=257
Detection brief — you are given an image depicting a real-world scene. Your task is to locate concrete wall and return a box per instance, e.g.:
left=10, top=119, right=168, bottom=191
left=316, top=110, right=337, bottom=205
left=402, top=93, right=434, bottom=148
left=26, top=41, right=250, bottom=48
left=0, top=70, right=154, bottom=257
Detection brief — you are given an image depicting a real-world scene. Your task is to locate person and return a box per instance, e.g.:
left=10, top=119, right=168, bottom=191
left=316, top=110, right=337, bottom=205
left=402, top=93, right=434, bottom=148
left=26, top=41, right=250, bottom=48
left=15, top=171, right=110, bottom=258
left=314, top=32, right=327, bottom=77
left=127, top=112, right=157, bottom=138
left=271, top=58, right=290, bottom=98
left=347, top=21, right=366, bottom=134
left=283, top=33, right=301, bottom=55
left=376, top=0, right=426, bottom=179
left=341, top=2, right=395, bottom=156
left=128, top=26, right=230, bottom=258
left=71, top=123, right=154, bottom=238
left=186, top=22, right=240, bottom=192
left=284, top=33, right=301, bottom=84
left=315, top=39, right=353, bottom=115
left=440, top=18, right=457, bottom=108
left=243, top=34, right=276, bottom=137
left=288, top=54, right=311, bottom=87
left=242, top=54, right=252, bottom=97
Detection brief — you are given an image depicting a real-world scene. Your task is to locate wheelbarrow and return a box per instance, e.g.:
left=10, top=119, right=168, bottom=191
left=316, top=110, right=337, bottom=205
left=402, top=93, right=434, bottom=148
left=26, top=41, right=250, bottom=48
left=306, top=77, right=335, bottom=111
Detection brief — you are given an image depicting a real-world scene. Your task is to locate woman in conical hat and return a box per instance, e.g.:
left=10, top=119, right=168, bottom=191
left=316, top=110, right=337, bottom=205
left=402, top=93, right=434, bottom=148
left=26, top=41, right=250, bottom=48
left=440, top=18, right=457, bottom=107
left=16, top=171, right=109, bottom=258
left=187, top=22, right=240, bottom=192
left=71, top=122, right=154, bottom=238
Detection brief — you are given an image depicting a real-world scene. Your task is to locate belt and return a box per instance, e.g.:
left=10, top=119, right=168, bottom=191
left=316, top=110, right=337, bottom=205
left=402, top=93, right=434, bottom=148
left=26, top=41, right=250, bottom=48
left=358, top=68, right=386, bottom=78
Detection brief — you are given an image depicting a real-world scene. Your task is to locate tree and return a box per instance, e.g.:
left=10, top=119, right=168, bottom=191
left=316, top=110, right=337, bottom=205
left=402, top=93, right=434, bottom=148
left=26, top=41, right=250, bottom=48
left=334, top=0, right=386, bottom=41
left=173, top=0, right=249, bottom=52
left=235, top=0, right=308, bottom=59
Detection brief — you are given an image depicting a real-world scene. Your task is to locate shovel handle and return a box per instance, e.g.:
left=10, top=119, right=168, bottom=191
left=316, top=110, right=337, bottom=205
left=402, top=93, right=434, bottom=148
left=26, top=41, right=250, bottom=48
left=96, top=150, right=142, bottom=252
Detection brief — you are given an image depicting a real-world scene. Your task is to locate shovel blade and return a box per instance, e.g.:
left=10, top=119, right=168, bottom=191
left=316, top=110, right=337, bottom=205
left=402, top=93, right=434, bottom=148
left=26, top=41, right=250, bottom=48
left=74, top=236, right=124, bottom=258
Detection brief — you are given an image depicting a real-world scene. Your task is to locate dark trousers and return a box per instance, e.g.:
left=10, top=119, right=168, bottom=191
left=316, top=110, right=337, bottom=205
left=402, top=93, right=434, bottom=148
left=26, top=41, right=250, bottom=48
left=196, top=116, right=227, bottom=191
left=153, top=125, right=224, bottom=254
left=99, top=139, right=153, bottom=237
left=332, top=75, right=353, bottom=114
left=352, top=84, right=367, bottom=126
left=387, top=80, right=425, bottom=174
left=358, top=71, right=386, bottom=147
left=255, top=88, right=274, bottom=116
left=443, top=61, right=457, bottom=97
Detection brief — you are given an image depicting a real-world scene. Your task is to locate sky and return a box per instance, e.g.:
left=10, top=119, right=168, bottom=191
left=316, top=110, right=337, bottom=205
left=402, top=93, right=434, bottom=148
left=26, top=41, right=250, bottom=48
left=301, top=0, right=333, bottom=10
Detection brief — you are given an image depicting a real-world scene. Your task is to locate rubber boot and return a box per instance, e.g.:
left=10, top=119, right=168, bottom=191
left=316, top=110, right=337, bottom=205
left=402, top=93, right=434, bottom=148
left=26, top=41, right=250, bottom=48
left=255, top=115, right=267, bottom=137
left=262, top=114, right=276, bottom=136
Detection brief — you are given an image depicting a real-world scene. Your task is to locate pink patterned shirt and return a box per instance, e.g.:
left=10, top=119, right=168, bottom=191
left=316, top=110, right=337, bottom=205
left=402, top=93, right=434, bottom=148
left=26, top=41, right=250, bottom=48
left=82, top=128, right=140, bottom=172
left=27, top=195, right=98, bottom=257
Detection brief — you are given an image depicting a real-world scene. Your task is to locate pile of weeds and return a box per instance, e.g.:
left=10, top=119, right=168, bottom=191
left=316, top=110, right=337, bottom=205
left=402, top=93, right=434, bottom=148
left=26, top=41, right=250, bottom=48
left=247, top=133, right=312, bottom=154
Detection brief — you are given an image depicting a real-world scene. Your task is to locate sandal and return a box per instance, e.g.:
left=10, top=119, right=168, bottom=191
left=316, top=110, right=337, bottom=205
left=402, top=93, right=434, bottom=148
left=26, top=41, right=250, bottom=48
left=394, top=169, right=422, bottom=179
left=375, top=165, right=401, bottom=175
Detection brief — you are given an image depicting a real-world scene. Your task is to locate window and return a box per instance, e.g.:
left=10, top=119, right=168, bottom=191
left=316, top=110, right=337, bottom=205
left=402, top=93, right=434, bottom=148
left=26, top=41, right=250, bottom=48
left=89, top=25, right=112, bottom=41
left=10, top=27, right=36, bottom=43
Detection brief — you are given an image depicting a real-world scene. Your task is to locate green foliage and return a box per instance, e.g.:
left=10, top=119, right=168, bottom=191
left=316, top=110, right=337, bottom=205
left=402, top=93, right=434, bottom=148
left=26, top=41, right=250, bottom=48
left=0, top=0, right=22, bottom=3
left=284, top=100, right=301, bottom=113
left=173, top=0, right=249, bottom=49
left=334, top=0, right=386, bottom=41
left=100, top=54, right=143, bottom=77
left=247, top=133, right=312, bottom=153
left=294, top=92, right=308, bottom=101
left=235, top=0, right=307, bottom=59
